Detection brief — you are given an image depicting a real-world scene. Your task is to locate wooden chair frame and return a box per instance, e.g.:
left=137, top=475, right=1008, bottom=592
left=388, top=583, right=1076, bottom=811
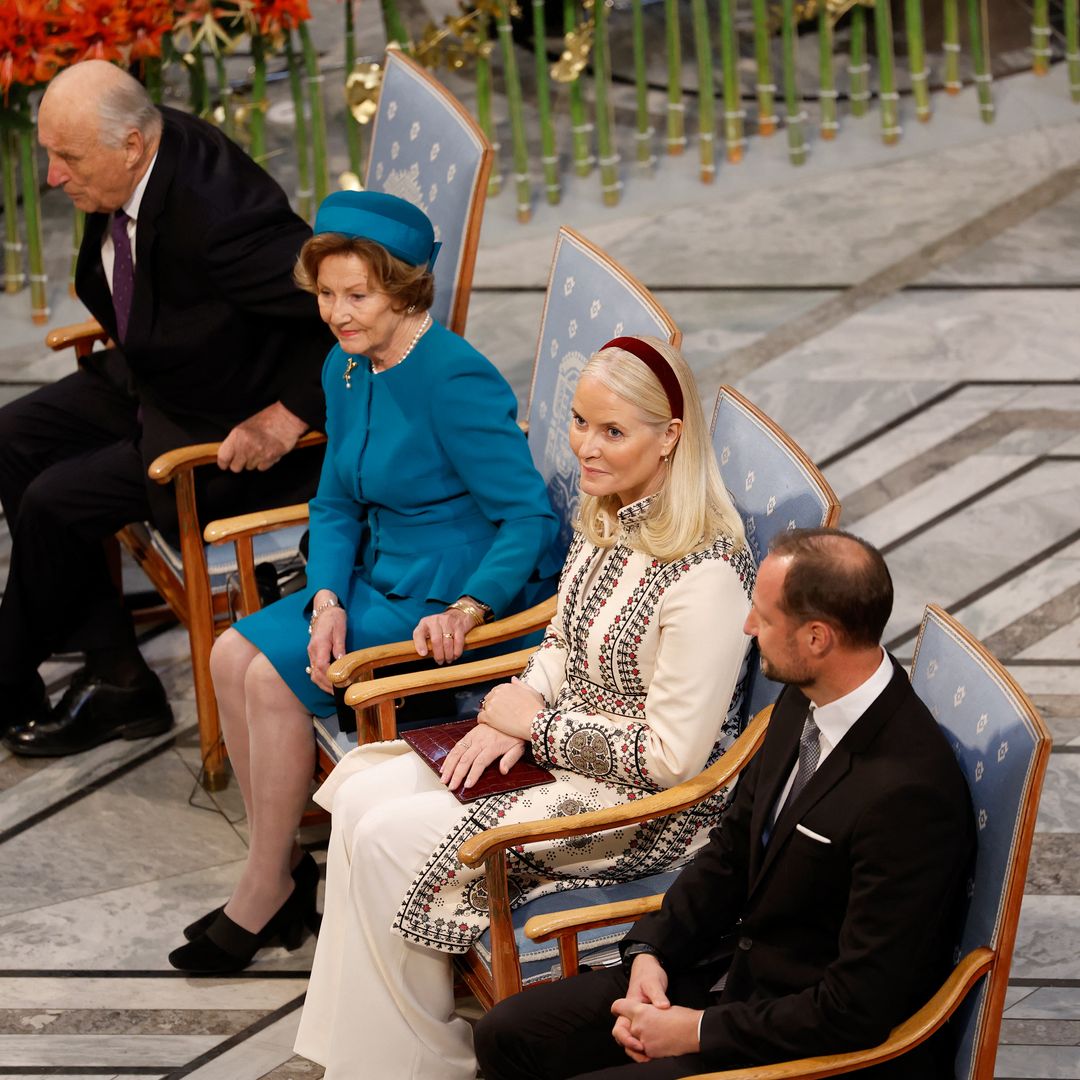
left=523, top=606, right=1051, bottom=1080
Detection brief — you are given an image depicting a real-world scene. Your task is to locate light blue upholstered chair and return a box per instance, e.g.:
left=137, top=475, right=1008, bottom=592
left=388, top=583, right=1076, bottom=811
left=364, top=45, right=492, bottom=336
left=526, top=605, right=1051, bottom=1080
left=314, top=226, right=680, bottom=770
left=712, top=385, right=841, bottom=722
left=445, top=384, right=840, bottom=1005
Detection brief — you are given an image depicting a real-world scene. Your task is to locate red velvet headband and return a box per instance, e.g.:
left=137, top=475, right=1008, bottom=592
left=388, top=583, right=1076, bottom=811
left=600, top=337, right=684, bottom=420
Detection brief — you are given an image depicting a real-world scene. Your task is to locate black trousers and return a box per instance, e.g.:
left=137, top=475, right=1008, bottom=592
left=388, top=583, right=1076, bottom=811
left=474, top=966, right=721, bottom=1080
left=0, top=366, right=321, bottom=689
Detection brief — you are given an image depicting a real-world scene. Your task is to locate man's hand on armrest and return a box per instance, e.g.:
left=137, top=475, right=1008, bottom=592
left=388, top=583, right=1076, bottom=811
left=217, top=401, right=309, bottom=472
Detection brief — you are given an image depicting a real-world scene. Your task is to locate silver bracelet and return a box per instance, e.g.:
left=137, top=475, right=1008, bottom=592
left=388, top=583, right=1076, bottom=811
left=308, top=596, right=342, bottom=635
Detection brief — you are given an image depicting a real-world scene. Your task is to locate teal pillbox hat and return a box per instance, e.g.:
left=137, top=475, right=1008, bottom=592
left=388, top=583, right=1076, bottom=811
left=313, top=191, right=441, bottom=271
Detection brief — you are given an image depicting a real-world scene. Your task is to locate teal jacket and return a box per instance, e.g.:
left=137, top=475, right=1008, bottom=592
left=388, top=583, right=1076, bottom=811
left=304, top=320, right=561, bottom=617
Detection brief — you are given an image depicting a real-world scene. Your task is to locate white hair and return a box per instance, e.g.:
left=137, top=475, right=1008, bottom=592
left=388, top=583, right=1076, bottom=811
left=49, top=62, right=162, bottom=148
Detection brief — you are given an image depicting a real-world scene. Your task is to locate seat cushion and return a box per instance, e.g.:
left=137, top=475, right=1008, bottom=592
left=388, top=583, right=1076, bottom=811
left=143, top=522, right=309, bottom=592
left=471, top=869, right=682, bottom=986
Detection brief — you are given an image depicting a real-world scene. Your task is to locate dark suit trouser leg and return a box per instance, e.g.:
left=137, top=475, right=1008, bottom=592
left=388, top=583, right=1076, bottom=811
left=0, top=372, right=146, bottom=687
left=475, top=967, right=718, bottom=1080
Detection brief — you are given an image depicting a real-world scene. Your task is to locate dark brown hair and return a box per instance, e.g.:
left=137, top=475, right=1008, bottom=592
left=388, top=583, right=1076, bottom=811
left=294, top=234, right=434, bottom=314
left=769, top=528, right=893, bottom=648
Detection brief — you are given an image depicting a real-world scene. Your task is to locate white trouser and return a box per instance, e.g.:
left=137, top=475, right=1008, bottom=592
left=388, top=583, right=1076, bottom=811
left=294, top=745, right=474, bottom=1080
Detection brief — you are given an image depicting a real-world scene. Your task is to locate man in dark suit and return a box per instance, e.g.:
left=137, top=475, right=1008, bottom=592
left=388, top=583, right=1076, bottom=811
left=0, top=60, right=332, bottom=755
left=475, top=528, right=975, bottom=1080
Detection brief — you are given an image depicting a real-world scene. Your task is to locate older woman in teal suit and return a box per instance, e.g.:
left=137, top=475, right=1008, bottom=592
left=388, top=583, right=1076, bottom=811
left=168, top=191, right=560, bottom=974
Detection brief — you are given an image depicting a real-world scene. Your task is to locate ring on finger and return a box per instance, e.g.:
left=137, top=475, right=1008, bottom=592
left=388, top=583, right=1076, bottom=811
left=442, top=632, right=454, bottom=639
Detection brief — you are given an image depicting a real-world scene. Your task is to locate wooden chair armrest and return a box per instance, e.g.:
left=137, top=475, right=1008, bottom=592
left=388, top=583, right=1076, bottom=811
left=328, top=595, right=557, bottom=684
left=340, top=648, right=536, bottom=709
left=525, top=894, right=665, bottom=943
left=683, top=948, right=995, bottom=1080
left=204, top=503, right=310, bottom=544
left=46, top=319, right=107, bottom=351
left=457, top=707, right=771, bottom=868
left=149, top=430, right=327, bottom=484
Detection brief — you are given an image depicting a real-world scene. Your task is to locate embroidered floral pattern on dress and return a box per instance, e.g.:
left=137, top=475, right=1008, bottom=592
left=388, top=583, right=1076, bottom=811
left=391, top=513, right=756, bottom=954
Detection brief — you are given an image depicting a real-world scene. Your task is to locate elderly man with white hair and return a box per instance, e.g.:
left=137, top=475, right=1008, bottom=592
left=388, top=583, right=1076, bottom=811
left=0, top=60, right=330, bottom=755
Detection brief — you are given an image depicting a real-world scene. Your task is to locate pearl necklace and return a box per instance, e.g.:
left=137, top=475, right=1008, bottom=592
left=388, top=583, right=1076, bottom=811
left=342, top=313, right=431, bottom=388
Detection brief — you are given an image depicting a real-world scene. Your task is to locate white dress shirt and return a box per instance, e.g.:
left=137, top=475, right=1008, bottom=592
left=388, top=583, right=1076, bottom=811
left=100, top=152, right=158, bottom=295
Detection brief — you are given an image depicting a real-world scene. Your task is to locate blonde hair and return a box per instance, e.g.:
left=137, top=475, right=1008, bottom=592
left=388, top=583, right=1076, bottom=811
left=575, top=337, right=745, bottom=561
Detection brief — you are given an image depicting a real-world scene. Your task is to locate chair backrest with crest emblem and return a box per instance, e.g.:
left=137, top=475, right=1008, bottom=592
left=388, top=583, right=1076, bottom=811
left=365, top=46, right=492, bottom=336
left=525, top=227, right=680, bottom=554
left=711, top=385, right=841, bottom=720
left=909, top=605, right=1050, bottom=1080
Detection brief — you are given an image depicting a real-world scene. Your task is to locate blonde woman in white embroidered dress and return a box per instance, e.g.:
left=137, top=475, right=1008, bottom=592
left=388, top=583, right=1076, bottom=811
left=294, top=337, right=757, bottom=1080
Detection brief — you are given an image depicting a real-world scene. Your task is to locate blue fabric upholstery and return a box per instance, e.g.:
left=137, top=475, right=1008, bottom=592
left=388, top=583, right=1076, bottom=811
left=146, top=523, right=307, bottom=595
left=909, top=607, right=1049, bottom=1080
left=365, top=49, right=488, bottom=333
left=472, top=870, right=681, bottom=986
left=711, top=388, right=838, bottom=720
left=525, top=228, right=678, bottom=555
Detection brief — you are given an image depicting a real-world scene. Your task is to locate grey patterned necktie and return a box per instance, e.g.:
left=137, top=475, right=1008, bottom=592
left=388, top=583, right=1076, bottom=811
left=110, top=208, right=134, bottom=341
left=786, top=706, right=820, bottom=808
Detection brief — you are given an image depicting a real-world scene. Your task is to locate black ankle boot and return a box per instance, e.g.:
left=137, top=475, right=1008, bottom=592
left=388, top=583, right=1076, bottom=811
left=181, top=851, right=320, bottom=941
left=168, top=885, right=311, bottom=974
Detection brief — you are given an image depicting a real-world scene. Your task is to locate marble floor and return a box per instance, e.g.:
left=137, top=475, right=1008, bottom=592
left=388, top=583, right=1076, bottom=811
left=1, top=30, right=1079, bottom=1080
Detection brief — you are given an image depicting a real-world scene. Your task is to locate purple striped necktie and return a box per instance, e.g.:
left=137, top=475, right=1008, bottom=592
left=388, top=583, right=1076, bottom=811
left=110, top=208, right=134, bottom=342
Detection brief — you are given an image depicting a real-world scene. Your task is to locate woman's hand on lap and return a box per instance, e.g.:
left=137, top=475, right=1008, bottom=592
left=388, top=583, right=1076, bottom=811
left=413, top=607, right=477, bottom=664
left=478, top=677, right=545, bottom=740
left=439, top=724, right=526, bottom=791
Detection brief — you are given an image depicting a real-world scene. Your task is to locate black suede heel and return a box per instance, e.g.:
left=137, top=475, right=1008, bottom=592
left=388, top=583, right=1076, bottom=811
left=181, top=851, right=320, bottom=941
left=169, top=881, right=312, bottom=974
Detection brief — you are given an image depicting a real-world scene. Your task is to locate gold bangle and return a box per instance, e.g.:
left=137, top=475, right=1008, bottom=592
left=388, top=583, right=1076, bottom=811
left=446, top=598, right=486, bottom=627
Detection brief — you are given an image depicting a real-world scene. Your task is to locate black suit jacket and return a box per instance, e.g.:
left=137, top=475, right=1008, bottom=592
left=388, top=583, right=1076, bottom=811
left=626, top=659, right=975, bottom=1077
left=76, top=107, right=333, bottom=528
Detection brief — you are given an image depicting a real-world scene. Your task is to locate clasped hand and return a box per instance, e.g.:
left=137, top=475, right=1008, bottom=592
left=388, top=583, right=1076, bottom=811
left=438, top=678, right=545, bottom=791
left=218, top=401, right=307, bottom=472
left=610, top=954, right=702, bottom=1063
left=307, top=592, right=346, bottom=694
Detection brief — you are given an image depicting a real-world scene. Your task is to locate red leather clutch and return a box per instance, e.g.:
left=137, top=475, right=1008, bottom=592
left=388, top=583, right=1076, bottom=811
left=403, top=718, right=555, bottom=804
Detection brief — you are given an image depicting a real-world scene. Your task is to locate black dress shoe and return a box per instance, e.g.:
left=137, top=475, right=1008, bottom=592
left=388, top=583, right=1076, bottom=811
left=0, top=676, right=51, bottom=737
left=182, top=851, right=321, bottom=941
left=168, top=885, right=312, bottom=974
left=2, top=669, right=173, bottom=757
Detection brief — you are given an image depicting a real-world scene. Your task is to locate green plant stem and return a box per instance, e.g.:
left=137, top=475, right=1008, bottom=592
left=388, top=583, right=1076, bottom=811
left=1031, top=0, right=1051, bottom=74
left=70, top=208, right=84, bottom=297
left=690, top=0, right=717, bottom=180
left=496, top=0, right=532, bottom=221
left=565, top=0, right=593, bottom=175
left=144, top=55, right=163, bottom=104
left=1067, top=0, right=1080, bottom=102
left=214, top=48, right=236, bottom=139
left=751, top=0, right=777, bottom=133
left=298, top=21, right=330, bottom=204
left=2, top=126, right=23, bottom=294
left=249, top=33, right=266, bottom=161
left=285, top=33, right=314, bottom=219
left=780, top=0, right=805, bottom=163
left=664, top=0, right=686, bottom=153
left=874, top=0, right=900, bottom=143
left=533, top=0, right=560, bottom=203
left=187, top=40, right=210, bottom=117
left=630, top=0, right=653, bottom=165
left=343, top=0, right=362, bottom=176
left=718, top=0, right=744, bottom=160
left=849, top=6, right=870, bottom=116
left=905, top=0, right=930, bottom=118
left=817, top=4, right=837, bottom=139
left=475, top=39, right=502, bottom=195
left=380, top=0, right=409, bottom=48
left=943, top=0, right=961, bottom=91
left=594, top=0, right=620, bottom=203
left=16, top=93, right=47, bottom=323
left=967, top=0, right=994, bottom=121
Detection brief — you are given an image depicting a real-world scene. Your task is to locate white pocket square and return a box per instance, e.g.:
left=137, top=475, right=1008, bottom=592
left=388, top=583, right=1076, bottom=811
left=796, top=823, right=832, bottom=845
